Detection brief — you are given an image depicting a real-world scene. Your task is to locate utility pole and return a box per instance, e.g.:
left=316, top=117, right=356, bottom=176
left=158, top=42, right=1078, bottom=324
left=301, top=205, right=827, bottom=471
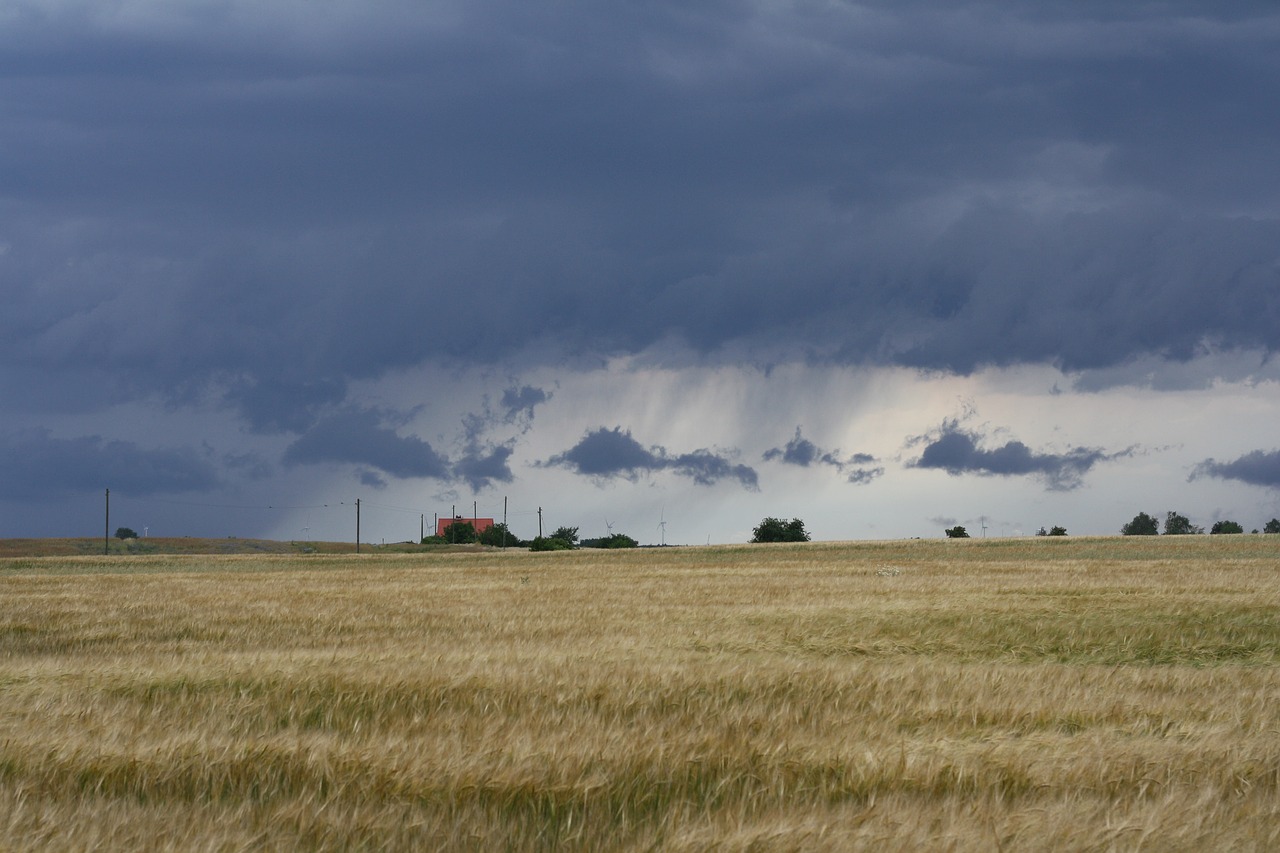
left=356, top=499, right=361, bottom=554
left=451, top=505, right=456, bottom=543
left=503, top=496, right=508, bottom=550
left=420, top=514, right=424, bottom=543
left=104, top=488, right=110, bottom=556
left=538, top=506, right=543, bottom=538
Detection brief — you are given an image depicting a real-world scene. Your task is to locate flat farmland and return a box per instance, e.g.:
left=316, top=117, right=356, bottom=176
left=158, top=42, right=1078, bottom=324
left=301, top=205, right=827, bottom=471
left=0, top=536, right=1277, bottom=850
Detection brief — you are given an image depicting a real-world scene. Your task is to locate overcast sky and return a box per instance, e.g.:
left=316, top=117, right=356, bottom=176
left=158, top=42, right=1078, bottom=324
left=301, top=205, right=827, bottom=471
left=4, top=1, right=1280, bottom=544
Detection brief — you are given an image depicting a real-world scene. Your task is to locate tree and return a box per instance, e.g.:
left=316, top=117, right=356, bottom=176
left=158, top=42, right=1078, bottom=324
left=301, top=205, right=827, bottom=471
left=1048, top=526, right=1067, bottom=536
left=944, top=526, right=970, bottom=539
left=1120, top=512, right=1159, bottom=536
left=115, top=527, right=138, bottom=540
left=1209, top=520, right=1244, bottom=535
left=1163, top=511, right=1202, bottom=535
left=549, top=526, right=579, bottom=547
left=1264, top=519, right=1280, bottom=534
left=751, top=517, right=810, bottom=543
left=478, top=523, right=520, bottom=547
left=441, top=521, right=477, bottom=544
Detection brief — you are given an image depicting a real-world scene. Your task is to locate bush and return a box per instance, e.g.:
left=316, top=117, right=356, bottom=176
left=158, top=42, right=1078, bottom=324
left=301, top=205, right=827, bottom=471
left=115, top=527, right=138, bottom=540
left=1209, top=520, right=1244, bottom=534
left=1048, top=526, right=1067, bottom=536
left=944, top=526, right=970, bottom=539
left=1121, top=512, right=1159, bottom=536
left=751, top=517, right=810, bottom=543
left=581, top=534, right=639, bottom=549
left=1264, top=519, right=1280, bottom=534
left=528, top=536, right=574, bottom=552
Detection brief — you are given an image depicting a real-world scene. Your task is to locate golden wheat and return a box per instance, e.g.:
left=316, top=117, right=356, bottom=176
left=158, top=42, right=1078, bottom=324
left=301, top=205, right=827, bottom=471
left=0, top=536, right=1277, bottom=850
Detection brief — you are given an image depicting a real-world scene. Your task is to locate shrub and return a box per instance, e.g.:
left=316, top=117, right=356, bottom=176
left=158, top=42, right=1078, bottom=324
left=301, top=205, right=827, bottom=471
left=1210, top=520, right=1244, bottom=535
left=528, top=536, right=573, bottom=552
left=581, top=534, right=639, bottom=549
left=115, top=527, right=139, bottom=540
left=944, top=526, right=970, bottom=539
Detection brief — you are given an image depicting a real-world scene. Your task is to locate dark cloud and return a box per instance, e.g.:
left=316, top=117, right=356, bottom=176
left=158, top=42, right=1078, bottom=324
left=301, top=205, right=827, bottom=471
left=0, top=428, right=218, bottom=500
left=283, top=409, right=449, bottom=480
left=224, top=377, right=347, bottom=435
left=3, top=2, right=1280, bottom=538
left=501, top=385, right=551, bottom=426
left=222, top=451, right=273, bottom=481
left=359, top=470, right=388, bottom=490
left=846, top=466, right=886, bottom=486
left=1192, top=451, right=1280, bottom=490
left=544, top=427, right=758, bottom=489
left=911, top=420, right=1123, bottom=490
left=763, top=428, right=834, bottom=468
left=763, top=427, right=883, bottom=485
left=2, top=1, right=1278, bottom=430
left=453, top=444, right=515, bottom=492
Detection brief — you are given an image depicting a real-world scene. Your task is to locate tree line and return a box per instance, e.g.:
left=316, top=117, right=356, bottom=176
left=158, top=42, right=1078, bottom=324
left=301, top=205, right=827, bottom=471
left=1121, top=512, right=1280, bottom=536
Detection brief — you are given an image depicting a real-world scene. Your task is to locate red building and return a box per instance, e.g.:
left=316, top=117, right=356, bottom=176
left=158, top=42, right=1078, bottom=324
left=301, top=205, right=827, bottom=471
left=436, top=516, right=495, bottom=538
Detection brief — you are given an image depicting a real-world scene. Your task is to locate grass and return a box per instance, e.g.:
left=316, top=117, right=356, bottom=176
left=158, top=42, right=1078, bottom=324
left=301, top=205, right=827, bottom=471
left=0, top=536, right=1277, bottom=849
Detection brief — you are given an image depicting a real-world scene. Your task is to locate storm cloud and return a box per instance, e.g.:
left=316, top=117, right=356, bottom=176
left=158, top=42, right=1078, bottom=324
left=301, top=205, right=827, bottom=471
left=3, top=2, right=1279, bottom=539
left=912, top=421, right=1122, bottom=491
left=544, top=427, right=758, bottom=489
left=4, top=1, right=1279, bottom=432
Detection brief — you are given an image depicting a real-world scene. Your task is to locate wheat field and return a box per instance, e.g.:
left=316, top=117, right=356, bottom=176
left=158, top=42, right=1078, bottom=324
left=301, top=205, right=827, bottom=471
left=0, top=536, right=1277, bottom=850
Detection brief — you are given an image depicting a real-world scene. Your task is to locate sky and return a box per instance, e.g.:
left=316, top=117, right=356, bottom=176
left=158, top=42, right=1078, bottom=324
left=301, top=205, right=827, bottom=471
left=4, top=1, right=1280, bottom=545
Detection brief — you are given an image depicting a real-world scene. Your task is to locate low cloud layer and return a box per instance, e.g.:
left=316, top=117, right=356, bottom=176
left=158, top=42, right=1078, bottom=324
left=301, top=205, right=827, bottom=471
left=911, top=420, right=1124, bottom=491
left=283, top=410, right=449, bottom=481
left=763, top=427, right=884, bottom=485
left=1192, top=450, right=1280, bottom=490
left=0, top=428, right=218, bottom=500
left=544, top=427, right=758, bottom=489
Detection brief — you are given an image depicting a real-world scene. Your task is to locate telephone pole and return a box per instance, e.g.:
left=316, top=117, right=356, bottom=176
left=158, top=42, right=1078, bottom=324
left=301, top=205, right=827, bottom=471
left=104, top=488, right=110, bottom=556
left=538, top=506, right=543, bottom=538
left=355, top=498, right=361, bottom=554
